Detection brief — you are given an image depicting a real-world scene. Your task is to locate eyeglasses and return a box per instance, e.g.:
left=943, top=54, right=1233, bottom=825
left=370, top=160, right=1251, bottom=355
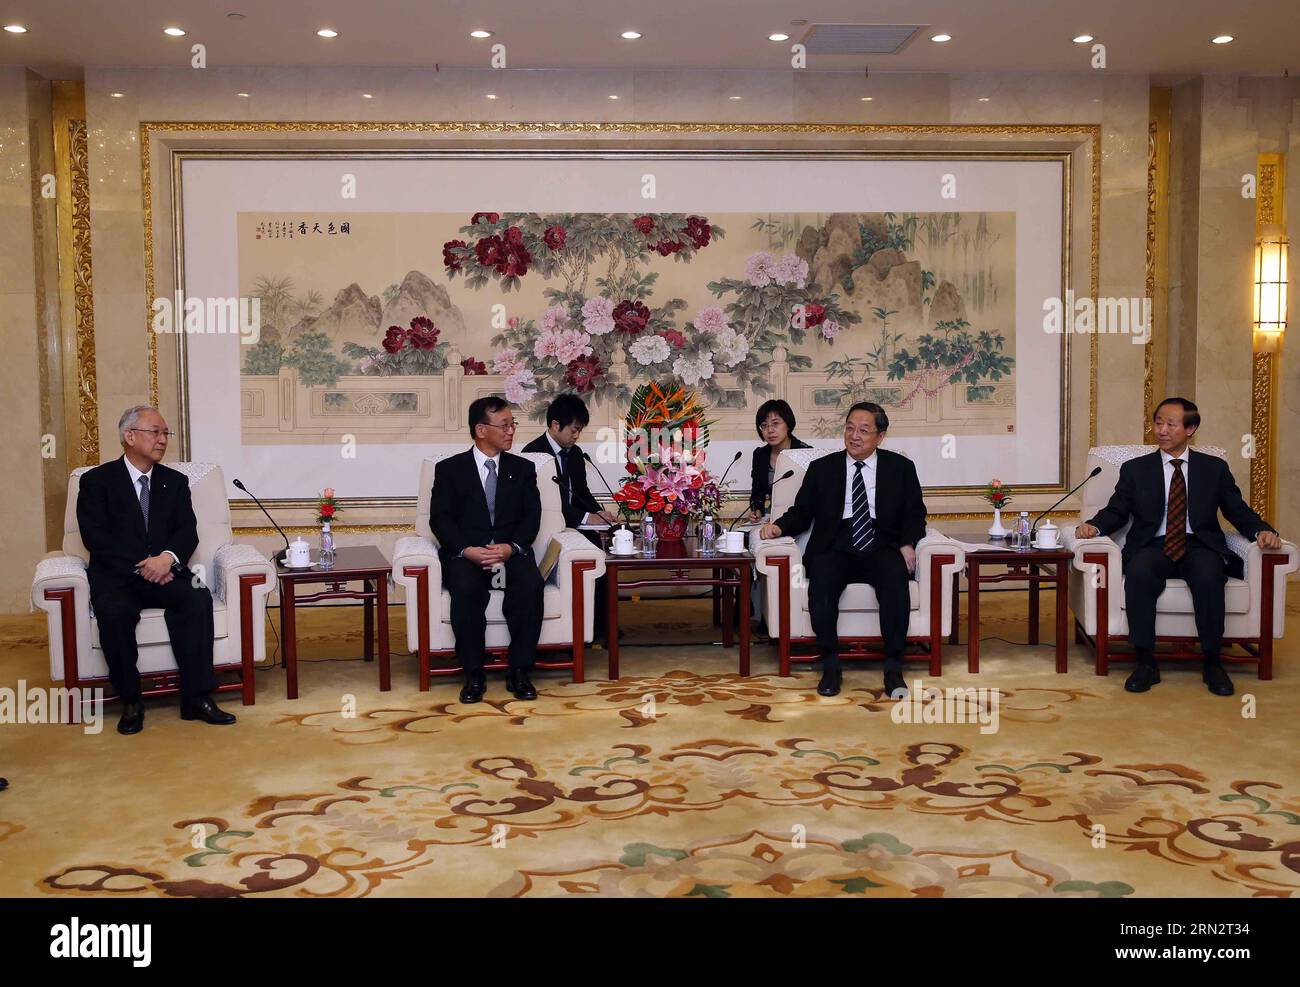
left=482, top=420, right=517, bottom=432
left=845, top=426, right=879, bottom=437
left=761, top=420, right=786, bottom=430
left=129, top=428, right=176, bottom=438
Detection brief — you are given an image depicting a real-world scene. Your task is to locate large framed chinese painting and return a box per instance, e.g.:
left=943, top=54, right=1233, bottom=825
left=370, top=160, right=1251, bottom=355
left=169, top=146, right=1070, bottom=504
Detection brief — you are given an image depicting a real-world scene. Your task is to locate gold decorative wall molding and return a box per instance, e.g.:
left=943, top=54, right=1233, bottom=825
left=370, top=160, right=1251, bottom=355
left=52, top=82, right=98, bottom=470
left=1250, top=151, right=1285, bottom=520
left=1143, top=88, right=1171, bottom=442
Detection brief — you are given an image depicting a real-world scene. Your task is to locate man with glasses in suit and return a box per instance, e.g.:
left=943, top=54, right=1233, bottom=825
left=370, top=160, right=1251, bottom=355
left=431, top=395, right=545, bottom=704
left=76, top=405, right=237, bottom=734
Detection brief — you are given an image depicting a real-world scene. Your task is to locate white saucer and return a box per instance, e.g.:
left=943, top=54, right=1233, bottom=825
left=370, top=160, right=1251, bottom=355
left=608, top=548, right=640, bottom=557
left=280, top=557, right=316, bottom=569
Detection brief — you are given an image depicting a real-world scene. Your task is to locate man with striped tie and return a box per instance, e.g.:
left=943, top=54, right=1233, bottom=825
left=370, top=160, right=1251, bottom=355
left=760, top=403, right=927, bottom=698
left=1077, top=397, right=1281, bottom=696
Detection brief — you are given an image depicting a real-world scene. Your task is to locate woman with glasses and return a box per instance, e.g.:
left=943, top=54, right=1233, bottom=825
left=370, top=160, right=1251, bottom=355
left=747, top=399, right=811, bottom=522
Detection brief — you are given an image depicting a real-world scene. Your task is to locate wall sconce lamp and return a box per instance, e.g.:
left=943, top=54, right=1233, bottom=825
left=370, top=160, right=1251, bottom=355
left=1253, top=226, right=1289, bottom=341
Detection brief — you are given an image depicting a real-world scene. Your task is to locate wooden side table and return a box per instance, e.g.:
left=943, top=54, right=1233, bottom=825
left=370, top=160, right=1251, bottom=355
left=604, top=536, right=752, bottom=679
left=276, top=545, right=392, bottom=699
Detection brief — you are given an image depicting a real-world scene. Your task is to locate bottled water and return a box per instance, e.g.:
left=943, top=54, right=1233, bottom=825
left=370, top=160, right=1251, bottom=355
left=699, top=514, right=716, bottom=556
left=319, top=522, right=336, bottom=569
left=1015, top=511, right=1031, bottom=553
left=641, top=513, right=657, bottom=557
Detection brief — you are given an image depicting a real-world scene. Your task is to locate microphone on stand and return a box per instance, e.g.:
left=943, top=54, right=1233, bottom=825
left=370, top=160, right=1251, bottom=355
left=233, top=478, right=291, bottom=563
left=581, top=451, right=632, bottom=528
left=1031, top=466, right=1103, bottom=539
left=731, top=469, right=794, bottom=531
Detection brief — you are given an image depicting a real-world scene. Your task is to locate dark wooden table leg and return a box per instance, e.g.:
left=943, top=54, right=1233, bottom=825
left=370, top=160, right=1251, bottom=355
left=1055, top=560, right=1068, bottom=673
left=721, top=570, right=735, bottom=648
left=364, top=578, right=375, bottom=662
left=712, top=567, right=721, bottom=626
left=739, top=563, right=751, bottom=676
left=949, top=571, right=960, bottom=646
left=1028, top=562, right=1040, bottom=645
left=378, top=573, right=391, bottom=690
left=606, top=562, right=620, bottom=680
left=967, top=562, right=980, bottom=673
left=283, top=578, right=298, bottom=699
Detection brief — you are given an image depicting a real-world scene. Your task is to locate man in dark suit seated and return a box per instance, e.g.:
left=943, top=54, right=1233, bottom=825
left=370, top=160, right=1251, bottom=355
left=521, top=394, right=619, bottom=637
left=76, top=405, right=237, bottom=735
left=432, top=395, right=545, bottom=704
left=1077, top=397, right=1282, bottom=696
left=759, top=402, right=927, bottom=699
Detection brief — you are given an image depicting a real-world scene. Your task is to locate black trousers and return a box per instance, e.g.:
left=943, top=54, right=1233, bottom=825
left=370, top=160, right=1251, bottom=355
left=807, top=546, right=911, bottom=671
left=1123, top=539, right=1228, bottom=660
left=91, top=575, right=217, bottom=703
left=444, top=554, right=544, bottom=671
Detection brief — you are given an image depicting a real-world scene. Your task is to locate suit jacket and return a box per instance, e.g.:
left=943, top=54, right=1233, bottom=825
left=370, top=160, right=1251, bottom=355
left=521, top=434, right=601, bottom=528
left=748, top=436, right=812, bottom=513
left=1086, top=448, right=1274, bottom=577
left=76, top=457, right=200, bottom=592
left=774, top=447, right=927, bottom=560
left=430, top=448, right=542, bottom=564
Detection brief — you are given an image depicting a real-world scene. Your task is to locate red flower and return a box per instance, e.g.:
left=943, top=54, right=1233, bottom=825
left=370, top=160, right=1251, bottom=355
left=471, top=212, right=500, bottom=226
left=685, top=215, right=712, bottom=249
left=644, top=490, right=665, bottom=514
left=633, top=215, right=655, bottom=235
left=407, top=316, right=440, bottom=350
left=460, top=357, right=487, bottom=375
left=613, top=482, right=647, bottom=511
left=613, top=299, right=651, bottom=335
left=652, top=238, right=685, bottom=257
left=442, top=239, right=467, bottom=271
left=564, top=354, right=605, bottom=393
left=660, top=329, right=686, bottom=348
left=803, top=303, right=827, bottom=327
left=476, top=235, right=504, bottom=267
left=679, top=419, right=699, bottom=443
left=382, top=326, right=407, bottom=353
left=320, top=503, right=336, bottom=517
left=543, top=224, right=567, bottom=250
left=503, top=225, right=524, bottom=246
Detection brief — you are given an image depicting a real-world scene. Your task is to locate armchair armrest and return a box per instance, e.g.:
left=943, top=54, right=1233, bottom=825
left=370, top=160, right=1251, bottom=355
left=750, top=529, right=802, bottom=579
left=550, top=529, right=607, bottom=644
left=31, top=552, right=92, bottom=684
left=916, top=530, right=966, bottom=593
left=211, top=542, right=276, bottom=607
left=392, top=535, right=444, bottom=658
left=32, top=552, right=89, bottom=610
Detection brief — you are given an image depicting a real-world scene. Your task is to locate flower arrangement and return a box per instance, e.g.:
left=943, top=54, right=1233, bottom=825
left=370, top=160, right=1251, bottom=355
left=316, top=487, right=340, bottom=525
left=612, top=383, right=728, bottom=523
left=982, top=479, right=1012, bottom=510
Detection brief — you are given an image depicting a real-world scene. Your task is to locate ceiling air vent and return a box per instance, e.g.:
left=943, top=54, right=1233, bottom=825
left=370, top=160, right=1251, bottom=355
left=801, top=24, right=925, bottom=55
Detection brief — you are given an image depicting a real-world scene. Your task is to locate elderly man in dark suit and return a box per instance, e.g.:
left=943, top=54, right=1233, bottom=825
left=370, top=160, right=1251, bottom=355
left=1077, top=397, right=1282, bottom=696
left=432, top=395, right=545, bottom=704
left=760, top=401, right=927, bottom=699
left=76, top=405, right=236, bottom=734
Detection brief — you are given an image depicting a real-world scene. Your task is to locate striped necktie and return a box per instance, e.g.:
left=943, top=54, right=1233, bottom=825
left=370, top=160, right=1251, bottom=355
left=851, top=460, right=875, bottom=552
left=138, top=475, right=150, bottom=530
left=1163, top=458, right=1187, bottom=561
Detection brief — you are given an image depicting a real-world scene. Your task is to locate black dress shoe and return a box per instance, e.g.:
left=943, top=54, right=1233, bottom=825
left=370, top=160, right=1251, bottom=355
left=506, top=669, right=537, bottom=701
left=0, top=777, right=8, bottom=791
left=816, top=667, right=842, bottom=697
left=883, top=669, right=909, bottom=699
left=1124, top=663, right=1161, bottom=693
left=459, top=670, right=487, bottom=704
left=180, top=697, right=237, bottom=725
left=117, top=701, right=144, bottom=735
left=1203, top=663, right=1234, bottom=696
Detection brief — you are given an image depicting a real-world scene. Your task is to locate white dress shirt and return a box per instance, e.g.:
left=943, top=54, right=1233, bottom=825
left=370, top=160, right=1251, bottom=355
left=1154, top=447, right=1193, bottom=536
left=471, top=446, right=502, bottom=490
left=545, top=432, right=592, bottom=525
left=842, top=452, right=878, bottom=519
left=124, top=458, right=178, bottom=565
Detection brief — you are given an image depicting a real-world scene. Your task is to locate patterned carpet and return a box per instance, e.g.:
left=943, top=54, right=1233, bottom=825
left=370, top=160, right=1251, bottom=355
left=2, top=590, right=1298, bottom=898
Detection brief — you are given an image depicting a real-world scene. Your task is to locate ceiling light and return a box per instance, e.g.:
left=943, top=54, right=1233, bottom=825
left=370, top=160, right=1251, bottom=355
left=768, top=33, right=790, bottom=42
left=621, top=31, right=641, bottom=40
left=978, top=97, right=990, bottom=102
left=608, top=94, right=620, bottom=100
left=930, top=33, right=951, bottom=43
left=1073, top=34, right=1093, bottom=43
left=361, top=93, right=374, bottom=99
left=860, top=96, right=874, bottom=101
left=1211, top=35, right=1233, bottom=44
left=728, top=95, right=743, bottom=100
left=163, top=26, right=186, bottom=37
left=3, top=24, right=27, bottom=34
left=485, top=93, right=498, bottom=100
left=110, top=92, right=125, bottom=98
left=317, top=28, right=339, bottom=38
left=470, top=29, right=492, bottom=39
left=236, top=92, right=250, bottom=98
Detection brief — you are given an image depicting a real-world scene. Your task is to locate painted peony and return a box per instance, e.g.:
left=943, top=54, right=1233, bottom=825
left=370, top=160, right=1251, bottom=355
left=581, top=295, right=617, bottom=335
left=693, top=305, right=729, bottom=334
left=629, top=333, right=671, bottom=366
left=673, top=351, right=715, bottom=387
left=504, top=368, right=537, bottom=404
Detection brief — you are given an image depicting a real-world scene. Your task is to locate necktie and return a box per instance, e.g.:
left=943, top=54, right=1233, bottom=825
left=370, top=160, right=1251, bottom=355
left=138, top=475, right=151, bottom=531
left=851, top=461, right=875, bottom=552
left=484, top=459, right=497, bottom=526
left=1163, top=458, right=1186, bottom=561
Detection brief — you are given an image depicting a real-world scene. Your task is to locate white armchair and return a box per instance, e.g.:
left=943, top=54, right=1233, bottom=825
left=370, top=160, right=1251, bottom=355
left=391, top=452, right=607, bottom=690
left=30, top=463, right=277, bottom=705
left=1065, top=445, right=1298, bottom=678
left=749, top=448, right=966, bottom=677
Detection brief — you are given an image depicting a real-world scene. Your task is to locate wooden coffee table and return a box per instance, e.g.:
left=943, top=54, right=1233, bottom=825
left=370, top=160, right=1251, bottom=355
left=603, top=535, right=753, bottom=679
left=942, top=525, right=1072, bottom=673
left=276, top=545, right=392, bottom=699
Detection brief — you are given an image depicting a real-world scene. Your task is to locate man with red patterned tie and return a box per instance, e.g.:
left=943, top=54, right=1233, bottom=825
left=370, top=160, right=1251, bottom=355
left=1077, top=398, right=1282, bottom=696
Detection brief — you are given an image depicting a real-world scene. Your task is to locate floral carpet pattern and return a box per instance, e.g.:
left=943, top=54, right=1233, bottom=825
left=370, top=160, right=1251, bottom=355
left=2, top=594, right=1298, bottom=898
